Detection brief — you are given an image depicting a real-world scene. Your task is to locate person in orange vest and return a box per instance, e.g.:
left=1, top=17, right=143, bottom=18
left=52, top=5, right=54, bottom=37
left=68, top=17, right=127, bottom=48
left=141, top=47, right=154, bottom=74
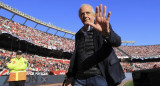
left=7, top=50, right=27, bottom=86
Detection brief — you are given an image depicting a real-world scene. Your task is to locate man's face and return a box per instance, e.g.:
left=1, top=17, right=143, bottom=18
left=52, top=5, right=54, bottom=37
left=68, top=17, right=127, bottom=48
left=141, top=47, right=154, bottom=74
left=79, top=5, right=95, bottom=25
left=17, top=54, right=21, bottom=59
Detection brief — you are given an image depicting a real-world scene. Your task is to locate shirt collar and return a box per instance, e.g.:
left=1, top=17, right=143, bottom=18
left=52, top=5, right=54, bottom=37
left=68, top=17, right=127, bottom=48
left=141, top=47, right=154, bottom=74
left=16, top=56, right=22, bottom=60
left=81, top=25, right=93, bottom=33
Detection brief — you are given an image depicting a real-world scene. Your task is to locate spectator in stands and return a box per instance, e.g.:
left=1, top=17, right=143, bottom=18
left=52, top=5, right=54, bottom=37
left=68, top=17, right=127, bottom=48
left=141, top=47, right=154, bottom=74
left=65, top=4, right=125, bottom=86
left=7, top=50, right=27, bottom=86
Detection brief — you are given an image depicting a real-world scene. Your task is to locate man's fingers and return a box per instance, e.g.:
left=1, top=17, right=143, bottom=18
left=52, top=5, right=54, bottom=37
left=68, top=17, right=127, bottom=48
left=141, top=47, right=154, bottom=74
left=96, top=6, right=99, bottom=20
left=99, top=4, right=102, bottom=17
left=106, top=11, right=111, bottom=21
left=103, top=6, right=106, bottom=18
left=86, top=22, right=98, bottom=30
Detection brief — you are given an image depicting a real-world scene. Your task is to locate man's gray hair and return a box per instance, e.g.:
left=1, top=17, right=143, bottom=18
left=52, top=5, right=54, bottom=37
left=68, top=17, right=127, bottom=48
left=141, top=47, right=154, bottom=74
left=79, top=4, right=95, bottom=17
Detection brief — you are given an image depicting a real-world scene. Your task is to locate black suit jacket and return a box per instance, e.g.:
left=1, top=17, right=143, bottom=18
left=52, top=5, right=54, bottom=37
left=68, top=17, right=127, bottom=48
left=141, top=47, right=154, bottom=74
left=66, top=24, right=125, bottom=85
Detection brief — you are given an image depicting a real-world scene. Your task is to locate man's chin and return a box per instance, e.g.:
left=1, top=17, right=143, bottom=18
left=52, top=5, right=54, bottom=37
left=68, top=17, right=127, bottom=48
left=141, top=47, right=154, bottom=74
left=83, top=22, right=90, bottom=25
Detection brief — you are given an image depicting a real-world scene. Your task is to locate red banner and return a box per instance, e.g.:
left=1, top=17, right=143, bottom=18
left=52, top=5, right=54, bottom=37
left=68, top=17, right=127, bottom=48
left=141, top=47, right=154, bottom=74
left=50, top=70, right=67, bottom=75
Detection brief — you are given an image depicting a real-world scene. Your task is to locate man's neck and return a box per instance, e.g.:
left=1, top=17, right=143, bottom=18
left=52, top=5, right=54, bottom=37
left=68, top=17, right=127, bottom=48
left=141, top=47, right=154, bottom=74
left=17, top=57, right=21, bottom=59
left=83, top=25, right=90, bottom=31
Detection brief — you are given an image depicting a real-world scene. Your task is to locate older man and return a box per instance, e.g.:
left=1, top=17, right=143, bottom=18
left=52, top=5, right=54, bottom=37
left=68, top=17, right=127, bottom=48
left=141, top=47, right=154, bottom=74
left=65, top=4, right=125, bottom=86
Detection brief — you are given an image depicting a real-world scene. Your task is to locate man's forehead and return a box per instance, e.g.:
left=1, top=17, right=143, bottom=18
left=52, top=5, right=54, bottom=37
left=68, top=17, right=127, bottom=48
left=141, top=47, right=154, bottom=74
left=80, top=9, right=92, bottom=13
left=80, top=5, right=92, bottom=11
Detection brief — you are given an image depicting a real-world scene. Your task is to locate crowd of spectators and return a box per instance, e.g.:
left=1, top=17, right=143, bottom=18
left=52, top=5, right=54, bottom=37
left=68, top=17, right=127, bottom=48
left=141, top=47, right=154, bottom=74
left=118, top=45, right=160, bottom=58
left=0, top=48, right=70, bottom=74
left=113, top=47, right=129, bottom=58
left=1, top=47, right=160, bottom=74
left=0, top=16, right=75, bottom=52
left=121, top=62, right=160, bottom=73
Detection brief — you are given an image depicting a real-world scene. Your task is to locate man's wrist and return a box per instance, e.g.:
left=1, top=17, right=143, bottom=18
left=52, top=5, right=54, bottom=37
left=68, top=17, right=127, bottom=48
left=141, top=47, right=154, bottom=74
left=102, top=32, right=110, bottom=39
left=102, top=30, right=110, bottom=36
left=102, top=32, right=111, bottom=43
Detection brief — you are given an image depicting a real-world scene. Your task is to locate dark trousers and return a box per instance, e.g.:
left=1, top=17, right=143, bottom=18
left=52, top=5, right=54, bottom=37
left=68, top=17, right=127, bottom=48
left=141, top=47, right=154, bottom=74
left=9, top=80, right=25, bottom=86
left=74, top=75, right=108, bottom=86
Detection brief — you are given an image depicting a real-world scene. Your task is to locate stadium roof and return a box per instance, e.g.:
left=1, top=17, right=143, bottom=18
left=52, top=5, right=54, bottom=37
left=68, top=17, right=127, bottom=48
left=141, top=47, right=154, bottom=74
left=0, top=1, right=76, bottom=36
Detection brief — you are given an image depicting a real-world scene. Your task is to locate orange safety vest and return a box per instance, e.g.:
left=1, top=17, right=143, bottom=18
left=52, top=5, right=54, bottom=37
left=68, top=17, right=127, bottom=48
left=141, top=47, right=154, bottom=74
left=7, top=57, right=27, bottom=81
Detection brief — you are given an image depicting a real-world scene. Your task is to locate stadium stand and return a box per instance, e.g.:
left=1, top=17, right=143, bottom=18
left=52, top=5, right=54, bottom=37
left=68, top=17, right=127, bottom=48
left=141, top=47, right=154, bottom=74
left=0, top=48, right=70, bottom=75
left=0, top=16, right=75, bottom=53
left=119, top=45, right=160, bottom=58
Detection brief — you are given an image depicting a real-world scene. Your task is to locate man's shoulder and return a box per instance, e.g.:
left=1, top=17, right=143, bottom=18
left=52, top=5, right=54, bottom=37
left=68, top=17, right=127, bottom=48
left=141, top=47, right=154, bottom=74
left=21, top=57, right=27, bottom=61
left=76, top=29, right=82, bottom=35
left=23, top=58, right=27, bottom=60
left=10, top=58, right=15, bottom=61
left=76, top=26, right=84, bottom=35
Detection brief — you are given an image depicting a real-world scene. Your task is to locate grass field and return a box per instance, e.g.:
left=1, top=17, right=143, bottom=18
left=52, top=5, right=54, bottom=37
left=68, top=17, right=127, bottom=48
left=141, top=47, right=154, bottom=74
left=124, top=80, right=134, bottom=86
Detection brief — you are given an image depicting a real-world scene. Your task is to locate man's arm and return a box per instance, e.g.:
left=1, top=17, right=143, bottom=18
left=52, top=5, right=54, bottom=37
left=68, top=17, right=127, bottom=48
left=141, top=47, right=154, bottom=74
left=103, top=23, right=121, bottom=47
left=86, top=4, right=111, bottom=37
left=65, top=34, right=79, bottom=86
left=7, top=59, right=16, bottom=70
left=85, top=4, right=121, bottom=47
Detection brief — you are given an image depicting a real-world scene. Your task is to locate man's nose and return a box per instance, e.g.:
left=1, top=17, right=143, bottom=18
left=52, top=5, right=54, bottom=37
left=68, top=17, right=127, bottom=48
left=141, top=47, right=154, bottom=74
left=84, top=13, right=88, bottom=17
